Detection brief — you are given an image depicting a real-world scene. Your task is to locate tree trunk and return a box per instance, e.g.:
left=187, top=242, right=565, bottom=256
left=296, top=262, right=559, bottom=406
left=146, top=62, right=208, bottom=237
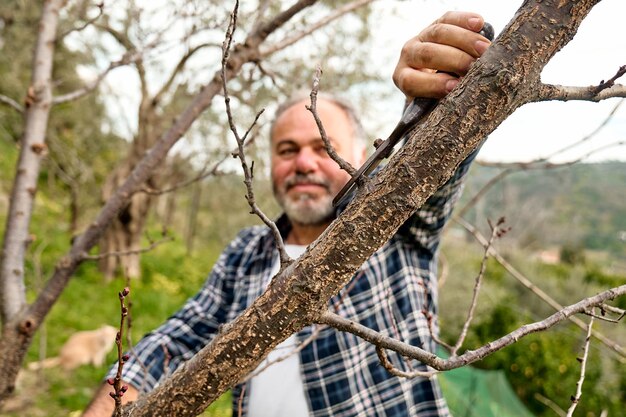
left=98, top=101, right=161, bottom=280
left=0, top=0, right=64, bottom=324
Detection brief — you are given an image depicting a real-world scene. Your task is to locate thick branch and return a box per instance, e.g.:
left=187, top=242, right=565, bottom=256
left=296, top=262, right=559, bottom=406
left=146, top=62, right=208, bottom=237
left=52, top=49, right=144, bottom=105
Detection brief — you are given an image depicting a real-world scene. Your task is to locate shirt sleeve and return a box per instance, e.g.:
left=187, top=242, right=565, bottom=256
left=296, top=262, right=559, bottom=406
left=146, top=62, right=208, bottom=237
left=396, top=148, right=478, bottom=252
left=105, top=234, right=243, bottom=393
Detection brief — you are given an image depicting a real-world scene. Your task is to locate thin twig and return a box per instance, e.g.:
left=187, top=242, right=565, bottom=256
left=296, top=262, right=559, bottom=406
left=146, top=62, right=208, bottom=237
left=81, top=236, right=174, bottom=261
left=111, top=287, right=131, bottom=417
left=52, top=48, right=146, bottom=104
left=307, top=66, right=357, bottom=176
left=455, top=216, right=626, bottom=361
left=0, top=94, right=24, bottom=113
left=57, top=2, right=105, bottom=40
left=599, top=304, right=626, bottom=318
left=220, top=0, right=290, bottom=267
left=584, top=306, right=625, bottom=323
left=565, top=314, right=595, bottom=417
left=592, top=65, right=626, bottom=95
left=451, top=217, right=508, bottom=356
left=139, top=136, right=259, bottom=196
left=375, top=346, right=437, bottom=378
left=237, top=384, right=246, bottom=417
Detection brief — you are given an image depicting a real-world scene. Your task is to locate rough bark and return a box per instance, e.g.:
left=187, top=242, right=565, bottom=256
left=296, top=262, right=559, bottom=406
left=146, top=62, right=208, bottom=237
left=121, top=1, right=609, bottom=415
left=0, top=0, right=318, bottom=404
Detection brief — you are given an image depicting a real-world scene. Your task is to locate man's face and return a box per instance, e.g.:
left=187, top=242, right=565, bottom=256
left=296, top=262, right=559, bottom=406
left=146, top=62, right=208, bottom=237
left=271, top=99, right=365, bottom=226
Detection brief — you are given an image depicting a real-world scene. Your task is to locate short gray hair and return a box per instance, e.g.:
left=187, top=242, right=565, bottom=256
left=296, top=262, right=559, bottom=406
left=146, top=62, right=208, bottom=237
left=269, top=91, right=367, bottom=147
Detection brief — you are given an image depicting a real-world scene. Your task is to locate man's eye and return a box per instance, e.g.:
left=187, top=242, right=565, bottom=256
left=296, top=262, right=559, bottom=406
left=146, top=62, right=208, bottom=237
left=278, top=148, right=297, bottom=157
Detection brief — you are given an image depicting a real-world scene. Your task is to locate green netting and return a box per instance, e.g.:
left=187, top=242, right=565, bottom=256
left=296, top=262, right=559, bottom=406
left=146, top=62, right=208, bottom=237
left=439, top=361, right=535, bottom=417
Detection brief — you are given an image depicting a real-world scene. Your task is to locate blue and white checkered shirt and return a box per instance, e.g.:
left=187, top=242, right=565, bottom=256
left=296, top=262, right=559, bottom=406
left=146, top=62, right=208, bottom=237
left=108, top=154, right=474, bottom=417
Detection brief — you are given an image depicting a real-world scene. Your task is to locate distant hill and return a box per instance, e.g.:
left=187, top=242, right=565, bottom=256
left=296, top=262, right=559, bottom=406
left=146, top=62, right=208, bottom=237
left=457, top=161, right=626, bottom=257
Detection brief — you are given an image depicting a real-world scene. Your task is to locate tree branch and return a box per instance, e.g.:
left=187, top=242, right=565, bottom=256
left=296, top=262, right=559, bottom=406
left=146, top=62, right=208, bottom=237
left=307, top=66, right=357, bottom=176
left=57, top=2, right=105, bottom=41
left=221, top=1, right=290, bottom=268
left=25, top=0, right=319, bottom=334
left=565, top=315, right=594, bottom=417
left=450, top=218, right=508, bottom=356
left=52, top=48, right=145, bottom=105
left=0, top=94, right=24, bottom=113
left=317, top=285, right=624, bottom=372
left=534, top=65, right=626, bottom=102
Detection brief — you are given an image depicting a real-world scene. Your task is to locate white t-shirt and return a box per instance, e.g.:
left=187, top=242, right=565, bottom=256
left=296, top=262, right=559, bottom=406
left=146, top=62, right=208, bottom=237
left=247, top=244, right=309, bottom=417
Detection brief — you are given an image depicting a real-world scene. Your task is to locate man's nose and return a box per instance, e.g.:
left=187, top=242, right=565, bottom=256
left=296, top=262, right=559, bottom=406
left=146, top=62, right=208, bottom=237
left=294, top=147, right=318, bottom=174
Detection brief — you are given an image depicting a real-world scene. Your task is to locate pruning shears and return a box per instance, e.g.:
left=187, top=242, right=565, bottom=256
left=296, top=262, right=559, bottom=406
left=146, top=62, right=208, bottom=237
left=333, top=23, right=494, bottom=207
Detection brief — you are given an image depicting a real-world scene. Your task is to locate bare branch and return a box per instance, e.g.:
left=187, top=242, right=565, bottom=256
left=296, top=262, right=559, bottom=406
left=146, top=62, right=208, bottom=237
left=57, top=2, right=105, bottom=41
left=0, top=94, right=24, bottom=113
left=317, top=284, right=625, bottom=372
left=450, top=217, right=509, bottom=356
left=52, top=48, right=145, bottom=105
left=80, top=236, right=174, bottom=261
left=307, top=66, right=357, bottom=176
left=455, top=217, right=626, bottom=360
left=260, top=0, right=376, bottom=58
left=111, top=287, right=131, bottom=417
left=221, top=0, right=290, bottom=267
left=534, top=393, right=566, bottom=417
left=534, top=65, right=626, bottom=102
left=599, top=304, right=626, bottom=319
left=565, top=315, right=594, bottom=417
left=153, top=42, right=217, bottom=105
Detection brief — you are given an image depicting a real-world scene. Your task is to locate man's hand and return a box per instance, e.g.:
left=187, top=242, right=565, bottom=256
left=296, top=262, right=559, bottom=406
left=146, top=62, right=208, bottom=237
left=393, top=11, right=492, bottom=99
left=82, top=381, right=139, bottom=417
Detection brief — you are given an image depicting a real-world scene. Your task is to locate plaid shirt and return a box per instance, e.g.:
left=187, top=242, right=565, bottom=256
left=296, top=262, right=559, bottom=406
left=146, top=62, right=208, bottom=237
left=109, top=154, right=474, bottom=417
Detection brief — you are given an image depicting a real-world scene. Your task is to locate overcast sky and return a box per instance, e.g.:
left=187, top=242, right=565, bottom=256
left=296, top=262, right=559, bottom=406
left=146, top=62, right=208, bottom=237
left=368, top=0, right=626, bottom=163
